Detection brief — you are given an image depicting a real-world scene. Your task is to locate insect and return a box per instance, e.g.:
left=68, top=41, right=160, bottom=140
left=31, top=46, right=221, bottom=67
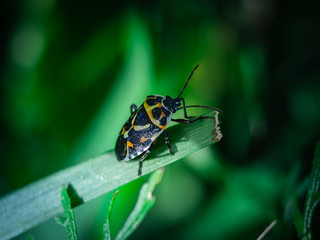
left=115, top=65, right=220, bottom=176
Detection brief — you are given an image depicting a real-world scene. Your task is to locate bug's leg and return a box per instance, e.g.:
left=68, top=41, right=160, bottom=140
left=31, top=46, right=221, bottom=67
left=164, top=130, right=174, bottom=156
left=130, top=104, right=138, bottom=114
left=177, top=98, right=215, bottom=123
left=180, top=98, right=195, bottom=119
left=171, top=116, right=213, bottom=124
left=138, top=150, right=150, bottom=176
left=138, top=142, right=156, bottom=176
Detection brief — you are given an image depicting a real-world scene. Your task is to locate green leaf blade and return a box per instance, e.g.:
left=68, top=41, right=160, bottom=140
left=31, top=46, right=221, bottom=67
left=0, top=111, right=222, bottom=240
left=55, top=186, right=78, bottom=240
left=302, top=142, right=320, bottom=239
left=293, top=194, right=304, bottom=237
left=115, top=168, right=165, bottom=240
left=103, top=190, right=120, bottom=240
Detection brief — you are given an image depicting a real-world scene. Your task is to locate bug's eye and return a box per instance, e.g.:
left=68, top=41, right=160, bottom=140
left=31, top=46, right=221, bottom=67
left=146, top=98, right=157, bottom=106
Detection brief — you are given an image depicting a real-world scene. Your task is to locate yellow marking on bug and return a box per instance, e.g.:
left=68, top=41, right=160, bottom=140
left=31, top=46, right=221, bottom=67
left=134, top=124, right=150, bottom=131
left=123, top=107, right=141, bottom=138
left=127, top=141, right=134, bottom=148
left=140, top=136, right=149, bottom=143
left=120, top=127, right=125, bottom=135
left=144, top=100, right=167, bottom=129
left=124, top=131, right=128, bottom=138
left=161, top=111, right=166, bottom=118
left=159, top=122, right=168, bottom=129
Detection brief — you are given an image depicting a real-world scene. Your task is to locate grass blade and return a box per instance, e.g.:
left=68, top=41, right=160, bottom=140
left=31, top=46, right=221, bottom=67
left=293, top=193, right=304, bottom=237
left=0, top=111, right=222, bottom=240
left=301, top=142, right=320, bottom=239
left=115, top=168, right=165, bottom=240
left=103, top=190, right=120, bottom=240
left=55, top=186, right=78, bottom=240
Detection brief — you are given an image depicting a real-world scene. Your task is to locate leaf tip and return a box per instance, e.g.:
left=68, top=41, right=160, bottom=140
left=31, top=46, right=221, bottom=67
left=213, top=110, right=223, bottom=142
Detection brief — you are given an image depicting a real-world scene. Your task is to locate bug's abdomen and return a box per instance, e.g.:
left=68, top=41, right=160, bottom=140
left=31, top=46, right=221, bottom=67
left=115, top=134, right=128, bottom=160
left=115, top=104, right=163, bottom=161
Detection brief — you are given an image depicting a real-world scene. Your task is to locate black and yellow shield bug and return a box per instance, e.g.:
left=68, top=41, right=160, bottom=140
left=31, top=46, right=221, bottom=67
left=115, top=65, right=221, bottom=176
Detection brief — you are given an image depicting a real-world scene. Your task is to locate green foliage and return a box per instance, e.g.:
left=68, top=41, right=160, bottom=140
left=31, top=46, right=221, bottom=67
left=55, top=186, right=78, bottom=240
left=0, top=112, right=220, bottom=240
left=103, top=190, right=119, bottom=240
left=1, top=1, right=320, bottom=239
left=114, top=168, right=164, bottom=240
left=48, top=169, right=164, bottom=240
left=294, top=143, right=320, bottom=240
left=103, top=169, right=164, bottom=240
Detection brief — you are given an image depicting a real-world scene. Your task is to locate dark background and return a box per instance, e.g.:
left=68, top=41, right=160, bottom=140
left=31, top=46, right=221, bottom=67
left=1, top=0, right=320, bottom=239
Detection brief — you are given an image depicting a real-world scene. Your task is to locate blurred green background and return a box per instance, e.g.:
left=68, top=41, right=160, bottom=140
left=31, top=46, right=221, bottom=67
left=1, top=0, right=320, bottom=239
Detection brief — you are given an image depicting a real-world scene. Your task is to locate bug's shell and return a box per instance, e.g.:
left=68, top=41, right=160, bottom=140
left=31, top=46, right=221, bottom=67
left=115, top=95, right=173, bottom=161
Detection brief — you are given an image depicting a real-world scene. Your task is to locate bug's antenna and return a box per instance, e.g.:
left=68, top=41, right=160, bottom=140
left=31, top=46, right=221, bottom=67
left=176, top=64, right=199, bottom=99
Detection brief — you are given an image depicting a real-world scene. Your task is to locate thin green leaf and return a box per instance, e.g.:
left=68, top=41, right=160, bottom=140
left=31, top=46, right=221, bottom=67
left=0, top=111, right=222, bottom=240
left=115, top=168, right=165, bottom=240
left=293, top=194, right=304, bottom=237
left=55, top=186, right=78, bottom=240
left=103, top=190, right=120, bottom=240
left=26, top=235, right=35, bottom=240
left=301, top=142, right=320, bottom=240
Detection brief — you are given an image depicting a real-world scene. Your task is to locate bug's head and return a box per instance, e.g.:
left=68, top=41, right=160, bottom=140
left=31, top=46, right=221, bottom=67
left=163, top=96, right=181, bottom=113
